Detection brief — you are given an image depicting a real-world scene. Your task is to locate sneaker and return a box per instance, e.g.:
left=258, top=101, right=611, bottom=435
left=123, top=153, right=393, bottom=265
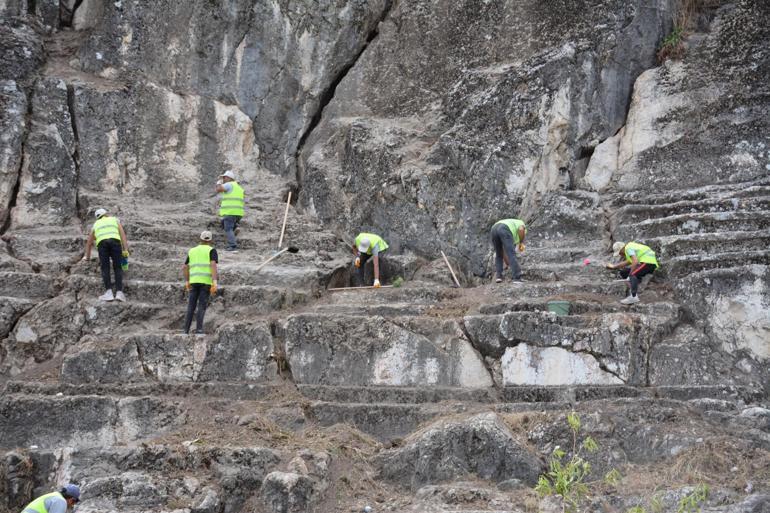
left=98, top=290, right=115, bottom=301
left=512, top=278, right=525, bottom=284
left=620, top=295, right=640, bottom=305
left=225, top=247, right=239, bottom=253
left=495, top=277, right=503, bottom=283
left=115, top=291, right=126, bottom=302
left=195, top=330, right=205, bottom=337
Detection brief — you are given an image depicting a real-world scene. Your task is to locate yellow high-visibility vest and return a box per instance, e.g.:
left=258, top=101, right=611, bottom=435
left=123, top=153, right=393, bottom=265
left=219, top=182, right=245, bottom=217
left=22, top=492, right=63, bottom=513
left=355, top=233, right=388, bottom=255
left=93, top=216, right=120, bottom=246
left=188, top=245, right=214, bottom=285
left=624, top=242, right=659, bottom=268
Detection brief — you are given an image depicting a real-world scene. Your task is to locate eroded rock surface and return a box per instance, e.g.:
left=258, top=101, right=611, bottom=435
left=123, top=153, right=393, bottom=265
left=0, top=1, right=768, bottom=513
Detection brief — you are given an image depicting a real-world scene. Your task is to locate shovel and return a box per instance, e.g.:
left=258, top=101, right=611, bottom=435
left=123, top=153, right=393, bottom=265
left=255, top=246, right=299, bottom=272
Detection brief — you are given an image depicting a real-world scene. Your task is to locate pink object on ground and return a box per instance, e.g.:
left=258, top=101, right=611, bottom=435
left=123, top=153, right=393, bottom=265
left=583, top=258, right=591, bottom=266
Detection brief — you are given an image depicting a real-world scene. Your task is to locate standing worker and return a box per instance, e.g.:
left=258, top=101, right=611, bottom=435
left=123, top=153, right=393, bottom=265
left=83, top=208, right=130, bottom=302
left=606, top=241, right=659, bottom=304
left=183, top=230, right=218, bottom=335
left=20, top=484, right=80, bottom=513
left=490, top=218, right=526, bottom=283
left=215, top=170, right=244, bottom=252
left=352, top=232, right=388, bottom=288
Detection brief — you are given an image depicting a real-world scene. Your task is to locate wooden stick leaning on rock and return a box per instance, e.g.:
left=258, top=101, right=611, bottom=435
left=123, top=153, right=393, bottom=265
left=441, top=250, right=462, bottom=288
left=278, top=190, right=292, bottom=249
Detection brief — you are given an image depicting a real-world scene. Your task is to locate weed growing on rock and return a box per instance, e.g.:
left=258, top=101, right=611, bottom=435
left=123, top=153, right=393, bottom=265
left=535, top=412, right=618, bottom=512
left=677, top=484, right=709, bottom=513
left=392, top=276, right=404, bottom=288
left=657, top=26, right=685, bottom=62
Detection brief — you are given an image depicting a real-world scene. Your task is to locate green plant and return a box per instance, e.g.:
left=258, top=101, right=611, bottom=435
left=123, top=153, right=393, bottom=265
left=627, top=507, right=647, bottom=513
left=535, top=412, right=611, bottom=513
left=392, top=276, right=404, bottom=288
left=677, top=484, right=709, bottom=513
left=657, top=25, right=685, bottom=62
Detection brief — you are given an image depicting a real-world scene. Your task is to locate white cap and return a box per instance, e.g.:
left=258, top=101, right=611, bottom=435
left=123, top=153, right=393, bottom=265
left=200, top=230, right=213, bottom=241
left=219, top=170, right=236, bottom=180
left=94, top=208, right=107, bottom=219
left=612, top=241, right=626, bottom=257
left=357, top=237, right=371, bottom=253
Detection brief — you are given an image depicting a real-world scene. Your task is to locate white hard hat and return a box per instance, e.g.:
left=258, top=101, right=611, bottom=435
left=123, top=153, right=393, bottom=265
left=612, top=241, right=626, bottom=257
left=219, top=170, right=236, bottom=180
left=94, top=208, right=107, bottom=219
left=200, top=230, right=213, bottom=241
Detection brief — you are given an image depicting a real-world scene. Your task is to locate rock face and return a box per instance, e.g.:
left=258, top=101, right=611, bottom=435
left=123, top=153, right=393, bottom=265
left=299, top=0, right=676, bottom=272
left=376, top=413, right=543, bottom=490
left=285, top=314, right=492, bottom=388
left=75, top=0, right=391, bottom=175
left=0, top=1, right=769, bottom=513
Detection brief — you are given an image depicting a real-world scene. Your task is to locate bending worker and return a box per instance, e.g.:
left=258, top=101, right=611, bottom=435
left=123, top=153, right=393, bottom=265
left=352, top=232, right=388, bottom=288
left=490, top=218, right=526, bottom=283
left=606, top=241, right=659, bottom=305
left=83, top=208, right=130, bottom=302
left=183, top=231, right=218, bottom=335
left=21, top=484, right=80, bottom=513
left=215, top=170, right=244, bottom=252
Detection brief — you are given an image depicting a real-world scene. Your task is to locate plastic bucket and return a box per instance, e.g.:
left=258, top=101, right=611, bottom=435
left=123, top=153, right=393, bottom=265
left=547, top=300, right=571, bottom=316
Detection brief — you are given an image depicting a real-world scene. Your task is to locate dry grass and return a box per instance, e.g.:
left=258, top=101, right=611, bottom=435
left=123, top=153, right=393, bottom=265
left=658, top=0, right=724, bottom=63
left=618, top=437, right=770, bottom=495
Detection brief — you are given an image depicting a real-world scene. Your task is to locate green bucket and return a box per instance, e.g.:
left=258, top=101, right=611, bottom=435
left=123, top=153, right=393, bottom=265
left=547, top=300, right=571, bottom=316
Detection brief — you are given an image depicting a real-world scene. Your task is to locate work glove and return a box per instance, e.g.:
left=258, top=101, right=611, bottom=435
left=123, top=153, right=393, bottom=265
left=518, top=243, right=525, bottom=252
left=210, top=282, right=218, bottom=296
left=122, top=250, right=130, bottom=257
left=354, top=257, right=361, bottom=268
left=185, top=282, right=191, bottom=292
left=604, top=263, right=614, bottom=270
left=373, top=279, right=381, bottom=288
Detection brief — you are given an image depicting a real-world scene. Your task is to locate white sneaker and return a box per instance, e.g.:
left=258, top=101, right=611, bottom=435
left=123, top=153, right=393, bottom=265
left=115, top=291, right=126, bottom=302
left=620, top=295, right=640, bottom=305
left=99, top=290, right=115, bottom=301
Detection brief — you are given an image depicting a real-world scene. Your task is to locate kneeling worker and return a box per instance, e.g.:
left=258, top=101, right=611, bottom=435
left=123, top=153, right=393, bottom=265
left=606, top=241, right=659, bottom=305
left=353, top=232, right=388, bottom=288
left=490, top=218, right=526, bottom=283
left=21, top=484, right=80, bottom=513
left=183, top=231, right=218, bottom=335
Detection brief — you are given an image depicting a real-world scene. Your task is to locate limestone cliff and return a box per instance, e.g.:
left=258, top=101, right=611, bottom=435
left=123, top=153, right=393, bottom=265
left=0, top=1, right=768, bottom=512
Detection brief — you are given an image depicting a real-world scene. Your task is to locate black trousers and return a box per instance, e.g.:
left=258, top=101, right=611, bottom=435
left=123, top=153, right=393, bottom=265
left=358, top=251, right=387, bottom=286
left=98, top=239, right=123, bottom=291
left=184, top=283, right=210, bottom=333
left=619, top=264, right=655, bottom=296
left=490, top=224, right=521, bottom=279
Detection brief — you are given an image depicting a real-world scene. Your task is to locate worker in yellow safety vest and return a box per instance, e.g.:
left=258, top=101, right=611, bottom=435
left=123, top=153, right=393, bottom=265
left=215, top=170, right=244, bottom=252
left=183, top=231, right=219, bottom=335
left=20, top=484, right=80, bottom=513
left=490, top=218, right=526, bottom=283
left=83, top=208, right=130, bottom=302
left=352, top=232, right=389, bottom=288
left=605, top=241, right=660, bottom=305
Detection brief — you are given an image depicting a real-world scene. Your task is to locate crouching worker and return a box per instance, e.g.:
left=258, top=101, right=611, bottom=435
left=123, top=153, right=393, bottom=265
left=21, top=484, right=80, bottom=513
left=183, top=231, right=218, bottom=335
left=352, top=232, right=388, bottom=288
left=490, top=218, right=526, bottom=283
left=606, top=241, right=659, bottom=305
